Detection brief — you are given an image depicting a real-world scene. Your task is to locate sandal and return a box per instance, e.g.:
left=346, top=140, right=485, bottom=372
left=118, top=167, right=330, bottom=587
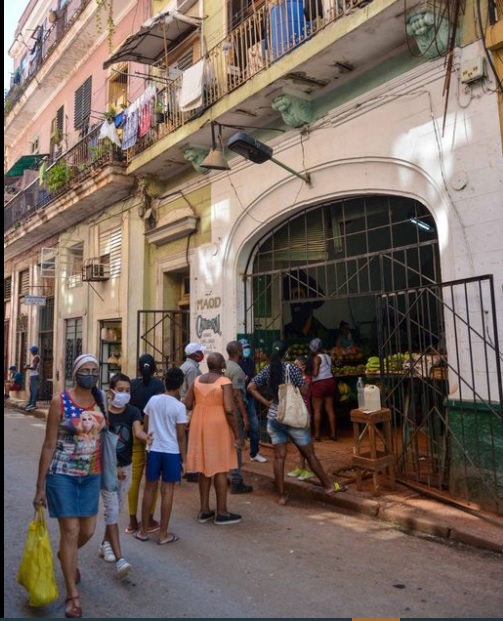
left=64, top=595, right=82, bottom=618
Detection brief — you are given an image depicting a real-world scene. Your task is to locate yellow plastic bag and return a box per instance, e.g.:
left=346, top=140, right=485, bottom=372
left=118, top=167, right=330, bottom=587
left=17, top=506, right=59, bottom=607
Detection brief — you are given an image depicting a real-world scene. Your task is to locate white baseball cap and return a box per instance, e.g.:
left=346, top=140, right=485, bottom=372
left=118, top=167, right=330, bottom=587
left=185, top=342, right=206, bottom=356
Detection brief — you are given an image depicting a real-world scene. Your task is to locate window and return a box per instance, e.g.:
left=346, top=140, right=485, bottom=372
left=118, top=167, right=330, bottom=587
left=30, top=136, right=40, bottom=154
left=4, top=277, right=12, bottom=301
left=66, top=243, right=84, bottom=287
left=74, top=76, right=92, bottom=130
left=99, top=226, right=122, bottom=277
left=19, top=270, right=30, bottom=296
left=50, top=105, right=64, bottom=157
left=108, top=63, right=129, bottom=110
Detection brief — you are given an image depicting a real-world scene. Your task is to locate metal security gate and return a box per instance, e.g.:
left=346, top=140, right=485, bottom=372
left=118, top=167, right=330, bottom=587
left=137, top=310, right=190, bottom=373
left=378, top=275, right=503, bottom=513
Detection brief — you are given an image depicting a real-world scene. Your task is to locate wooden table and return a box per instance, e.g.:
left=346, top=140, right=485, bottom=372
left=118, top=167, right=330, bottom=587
left=351, top=407, right=396, bottom=495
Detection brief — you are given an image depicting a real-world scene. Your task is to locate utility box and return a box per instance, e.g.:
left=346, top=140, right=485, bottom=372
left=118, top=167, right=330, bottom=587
left=461, top=57, right=486, bottom=84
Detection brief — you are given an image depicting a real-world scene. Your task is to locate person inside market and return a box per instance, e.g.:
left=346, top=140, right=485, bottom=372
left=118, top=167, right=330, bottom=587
left=282, top=270, right=327, bottom=340
left=4, top=364, right=23, bottom=399
left=334, top=321, right=360, bottom=354
left=309, top=338, right=338, bottom=442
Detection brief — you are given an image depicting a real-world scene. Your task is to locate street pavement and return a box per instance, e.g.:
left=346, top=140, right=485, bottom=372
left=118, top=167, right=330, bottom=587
left=6, top=397, right=502, bottom=556
left=4, top=405, right=503, bottom=619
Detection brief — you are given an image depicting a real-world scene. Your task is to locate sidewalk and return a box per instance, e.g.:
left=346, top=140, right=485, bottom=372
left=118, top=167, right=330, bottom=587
left=6, top=397, right=502, bottom=555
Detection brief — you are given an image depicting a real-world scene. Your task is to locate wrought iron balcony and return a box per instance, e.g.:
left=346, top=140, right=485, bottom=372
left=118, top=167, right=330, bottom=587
left=126, top=0, right=375, bottom=163
left=4, top=124, right=126, bottom=233
left=4, top=0, right=93, bottom=114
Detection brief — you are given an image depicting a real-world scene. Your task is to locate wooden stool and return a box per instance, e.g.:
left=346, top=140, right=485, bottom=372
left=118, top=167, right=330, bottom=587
left=351, top=408, right=396, bottom=495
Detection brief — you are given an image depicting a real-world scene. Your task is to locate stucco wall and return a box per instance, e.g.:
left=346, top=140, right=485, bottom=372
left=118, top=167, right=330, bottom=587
left=189, top=42, right=503, bottom=387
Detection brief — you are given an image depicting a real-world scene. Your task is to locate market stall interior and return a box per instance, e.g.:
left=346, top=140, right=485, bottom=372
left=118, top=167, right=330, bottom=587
left=242, top=195, right=453, bottom=496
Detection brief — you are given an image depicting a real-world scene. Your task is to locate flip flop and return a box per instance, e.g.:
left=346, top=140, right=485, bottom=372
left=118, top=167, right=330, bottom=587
left=157, top=534, right=179, bottom=545
left=146, top=523, right=161, bottom=533
left=133, top=531, right=149, bottom=542
left=124, top=525, right=139, bottom=534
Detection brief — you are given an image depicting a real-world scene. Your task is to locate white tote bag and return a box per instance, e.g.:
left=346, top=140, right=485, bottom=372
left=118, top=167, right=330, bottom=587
left=276, top=364, right=309, bottom=428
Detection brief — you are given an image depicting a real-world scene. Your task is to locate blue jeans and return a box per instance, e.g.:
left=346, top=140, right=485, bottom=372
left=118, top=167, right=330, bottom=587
left=27, top=375, right=39, bottom=407
left=230, top=409, right=245, bottom=487
left=246, top=393, right=260, bottom=458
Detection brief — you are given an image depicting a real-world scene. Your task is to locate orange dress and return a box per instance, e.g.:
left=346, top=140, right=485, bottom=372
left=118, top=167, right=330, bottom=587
left=186, top=376, right=238, bottom=476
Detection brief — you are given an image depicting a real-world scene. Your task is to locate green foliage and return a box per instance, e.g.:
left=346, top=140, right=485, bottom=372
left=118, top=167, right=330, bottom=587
left=47, top=161, right=74, bottom=192
left=96, top=0, right=115, bottom=52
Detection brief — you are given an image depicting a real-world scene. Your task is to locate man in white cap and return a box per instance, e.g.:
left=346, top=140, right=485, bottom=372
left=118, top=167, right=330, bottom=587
left=180, top=343, right=206, bottom=482
left=180, top=343, right=206, bottom=402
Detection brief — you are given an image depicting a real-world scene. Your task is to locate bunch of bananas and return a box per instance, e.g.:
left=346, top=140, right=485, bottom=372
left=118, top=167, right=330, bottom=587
left=338, top=382, right=352, bottom=401
left=366, top=356, right=380, bottom=373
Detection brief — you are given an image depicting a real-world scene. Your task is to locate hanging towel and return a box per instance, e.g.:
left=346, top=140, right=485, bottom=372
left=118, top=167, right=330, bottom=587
left=138, top=95, right=154, bottom=138
left=98, top=120, right=122, bottom=147
left=179, top=59, right=205, bottom=112
left=121, top=104, right=140, bottom=150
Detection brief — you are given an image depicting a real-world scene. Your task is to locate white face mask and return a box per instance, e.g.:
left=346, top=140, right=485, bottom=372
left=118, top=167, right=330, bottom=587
left=111, top=391, right=131, bottom=408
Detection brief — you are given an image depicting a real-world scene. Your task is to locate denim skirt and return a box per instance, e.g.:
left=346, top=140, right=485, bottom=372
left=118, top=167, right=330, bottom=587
left=46, top=473, right=101, bottom=518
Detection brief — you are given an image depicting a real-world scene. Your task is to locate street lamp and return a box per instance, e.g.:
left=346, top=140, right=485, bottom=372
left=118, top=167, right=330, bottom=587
left=227, top=132, right=311, bottom=185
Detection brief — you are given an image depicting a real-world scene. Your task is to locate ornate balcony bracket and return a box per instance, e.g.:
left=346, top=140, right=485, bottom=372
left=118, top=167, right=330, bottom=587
left=184, top=147, right=210, bottom=174
left=272, top=93, right=313, bottom=128
left=405, top=2, right=454, bottom=60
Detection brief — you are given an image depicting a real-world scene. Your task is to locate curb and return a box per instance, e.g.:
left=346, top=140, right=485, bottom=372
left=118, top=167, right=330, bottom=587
left=242, top=466, right=503, bottom=555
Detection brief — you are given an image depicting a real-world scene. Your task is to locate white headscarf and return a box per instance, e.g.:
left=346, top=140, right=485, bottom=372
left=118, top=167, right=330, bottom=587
left=72, top=354, right=99, bottom=377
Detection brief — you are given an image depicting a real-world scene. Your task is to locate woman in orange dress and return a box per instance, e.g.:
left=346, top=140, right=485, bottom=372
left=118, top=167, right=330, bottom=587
left=185, top=352, right=243, bottom=525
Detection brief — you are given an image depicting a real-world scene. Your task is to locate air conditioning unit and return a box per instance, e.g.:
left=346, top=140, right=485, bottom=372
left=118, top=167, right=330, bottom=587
left=82, top=262, right=109, bottom=282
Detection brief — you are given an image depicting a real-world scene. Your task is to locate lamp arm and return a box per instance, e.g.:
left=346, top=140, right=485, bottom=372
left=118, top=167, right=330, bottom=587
left=269, top=156, right=311, bottom=185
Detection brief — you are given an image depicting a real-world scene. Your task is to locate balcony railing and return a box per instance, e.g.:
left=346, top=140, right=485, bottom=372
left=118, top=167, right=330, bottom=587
left=4, top=125, right=125, bottom=232
left=4, top=0, right=93, bottom=114
left=127, top=0, right=373, bottom=161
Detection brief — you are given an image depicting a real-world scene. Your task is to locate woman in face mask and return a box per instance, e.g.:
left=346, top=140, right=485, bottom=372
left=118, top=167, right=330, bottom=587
left=98, top=373, right=151, bottom=580
left=33, top=354, right=106, bottom=618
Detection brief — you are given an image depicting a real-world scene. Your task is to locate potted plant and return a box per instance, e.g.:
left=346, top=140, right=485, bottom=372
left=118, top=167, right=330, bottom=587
left=154, top=101, right=166, bottom=124
left=47, top=160, right=74, bottom=192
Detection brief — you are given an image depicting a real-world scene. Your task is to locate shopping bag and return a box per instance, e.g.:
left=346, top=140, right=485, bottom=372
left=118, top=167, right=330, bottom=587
left=276, top=364, right=309, bottom=428
left=17, top=506, right=59, bottom=607
left=101, top=425, right=119, bottom=492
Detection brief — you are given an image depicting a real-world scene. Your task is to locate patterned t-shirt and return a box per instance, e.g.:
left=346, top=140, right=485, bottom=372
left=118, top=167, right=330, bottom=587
left=48, top=391, right=105, bottom=477
left=251, top=363, right=304, bottom=420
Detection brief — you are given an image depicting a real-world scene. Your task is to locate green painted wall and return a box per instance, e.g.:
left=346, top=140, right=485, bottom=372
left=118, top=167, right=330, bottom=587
left=446, top=399, right=503, bottom=514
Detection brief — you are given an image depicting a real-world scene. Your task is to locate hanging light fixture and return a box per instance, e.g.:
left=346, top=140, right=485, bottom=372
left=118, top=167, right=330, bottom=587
left=201, top=122, right=230, bottom=171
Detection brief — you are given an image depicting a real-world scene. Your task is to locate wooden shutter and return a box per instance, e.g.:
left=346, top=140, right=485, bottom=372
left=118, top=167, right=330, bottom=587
left=4, top=277, right=12, bottom=301
left=74, top=76, right=92, bottom=129
left=99, top=226, right=122, bottom=277
left=19, top=270, right=30, bottom=295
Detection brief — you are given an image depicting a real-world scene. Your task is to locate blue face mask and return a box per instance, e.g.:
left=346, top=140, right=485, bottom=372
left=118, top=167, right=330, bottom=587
left=242, top=347, right=251, bottom=358
left=76, top=374, right=98, bottom=390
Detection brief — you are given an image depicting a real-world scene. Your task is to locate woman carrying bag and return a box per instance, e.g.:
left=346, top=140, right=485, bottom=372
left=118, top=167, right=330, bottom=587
left=248, top=340, right=345, bottom=506
left=33, top=354, right=106, bottom=619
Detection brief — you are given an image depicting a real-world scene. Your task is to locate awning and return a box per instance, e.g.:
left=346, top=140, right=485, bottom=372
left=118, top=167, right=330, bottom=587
left=4, top=154, right=49, bottom=178
left=103, top=10, right=201, bottom=69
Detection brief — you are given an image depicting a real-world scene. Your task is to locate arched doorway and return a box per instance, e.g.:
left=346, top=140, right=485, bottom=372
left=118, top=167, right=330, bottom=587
left=243, top=194, right=447, bottom=491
